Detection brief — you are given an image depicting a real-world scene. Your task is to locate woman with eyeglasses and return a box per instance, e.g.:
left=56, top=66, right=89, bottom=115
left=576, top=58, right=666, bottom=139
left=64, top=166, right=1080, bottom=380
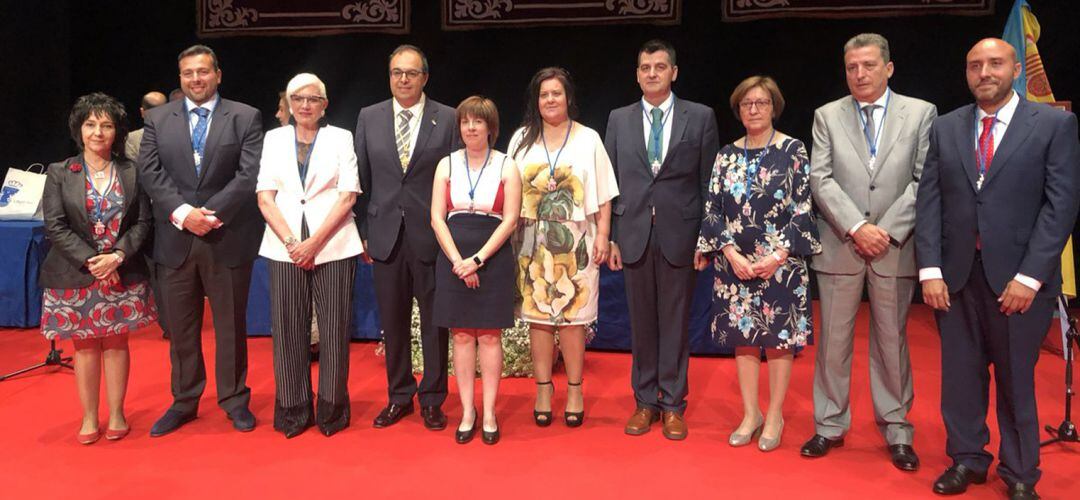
left=256, top=73, right=365, bottom=438
left=698, top=76, right=820, bottom=452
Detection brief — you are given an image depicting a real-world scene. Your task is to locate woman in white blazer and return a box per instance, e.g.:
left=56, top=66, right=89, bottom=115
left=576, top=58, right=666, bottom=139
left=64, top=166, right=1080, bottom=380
left=256, top=73, right=364, bottom=438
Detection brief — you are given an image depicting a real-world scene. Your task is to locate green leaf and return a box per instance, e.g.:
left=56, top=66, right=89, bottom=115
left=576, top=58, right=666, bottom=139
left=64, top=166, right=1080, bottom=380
left=545, top=222, right=575, bottom=254
left=575, top=235, right=588, bottom=271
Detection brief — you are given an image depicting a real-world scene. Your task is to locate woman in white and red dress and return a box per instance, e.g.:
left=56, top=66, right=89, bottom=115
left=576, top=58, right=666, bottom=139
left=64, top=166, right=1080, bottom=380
left=431, top=96, right=521, bottom=445
left=39, top=93, right=156, bottom=444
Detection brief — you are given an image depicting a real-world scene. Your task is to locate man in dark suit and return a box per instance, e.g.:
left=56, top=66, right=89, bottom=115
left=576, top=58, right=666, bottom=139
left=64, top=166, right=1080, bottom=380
left=916, top=38, right=1079, bottom=499
left=138, top=45, right=264, bottom=436
left=355, top=45, right=456, bottom=430
left=605, top=39, right=719, bottom=440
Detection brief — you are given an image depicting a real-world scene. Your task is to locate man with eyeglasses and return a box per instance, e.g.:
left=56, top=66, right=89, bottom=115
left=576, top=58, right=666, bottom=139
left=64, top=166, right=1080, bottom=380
left=138, top=44, right=264, bottom=437
left=354, top=44, right=457, bottom=431
left=805, top=33, right=936, bottom=471
left=604, top=39, right=719, bottom=440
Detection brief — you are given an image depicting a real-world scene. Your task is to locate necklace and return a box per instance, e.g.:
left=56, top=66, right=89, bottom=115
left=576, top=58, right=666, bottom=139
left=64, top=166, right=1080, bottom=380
left=540, top=121, right=573, bottom=191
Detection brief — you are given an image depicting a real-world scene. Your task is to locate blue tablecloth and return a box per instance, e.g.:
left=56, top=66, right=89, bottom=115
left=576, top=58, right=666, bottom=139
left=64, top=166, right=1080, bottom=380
left=0, top=220, right=48, bottom=327
left=246, top=257, right=730, bottom=354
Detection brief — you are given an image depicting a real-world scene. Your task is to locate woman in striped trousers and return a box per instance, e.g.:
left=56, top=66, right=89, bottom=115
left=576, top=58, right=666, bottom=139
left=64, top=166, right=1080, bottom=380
left=256, top=73, right=366, bottom=438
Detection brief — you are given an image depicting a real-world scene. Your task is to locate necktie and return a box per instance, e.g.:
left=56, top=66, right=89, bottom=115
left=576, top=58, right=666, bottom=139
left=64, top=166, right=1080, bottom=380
left=862, top=104, right=878, bottom=164
left=978, top=115, right=996, bottom=178
left=396, top=109, right=413, bottom=171
left=191, top=107, right=210, bottom=175
left=647, top=107, right=664, bottom=176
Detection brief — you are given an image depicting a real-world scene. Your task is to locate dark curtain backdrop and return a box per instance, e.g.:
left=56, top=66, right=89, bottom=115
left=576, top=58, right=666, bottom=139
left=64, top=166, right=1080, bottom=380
left=2, top=0, right=1078, bottom=278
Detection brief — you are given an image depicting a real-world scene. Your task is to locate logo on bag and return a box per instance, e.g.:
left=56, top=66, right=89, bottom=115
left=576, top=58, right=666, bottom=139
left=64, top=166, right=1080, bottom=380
left=0, top=184, right=20, bottom=207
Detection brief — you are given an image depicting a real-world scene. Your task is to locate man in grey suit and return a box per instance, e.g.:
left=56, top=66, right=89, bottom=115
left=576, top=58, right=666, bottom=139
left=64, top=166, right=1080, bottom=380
left=805, top=33, right=936, bottom=470
left=125, top=91, right=166, bottom=160
left=355, top=45, right=456, bottom=431
left=138, top=45, right=264, bottom=436
left=605, top=39, right=719, bottom=440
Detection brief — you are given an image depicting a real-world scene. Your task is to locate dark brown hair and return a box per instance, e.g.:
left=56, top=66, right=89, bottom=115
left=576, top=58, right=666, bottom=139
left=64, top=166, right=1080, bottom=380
left=457, top=96, right=500, bottom=146
left=68, top=92, right=129, bottom=160
left=513, top=67, right=578, bottom=159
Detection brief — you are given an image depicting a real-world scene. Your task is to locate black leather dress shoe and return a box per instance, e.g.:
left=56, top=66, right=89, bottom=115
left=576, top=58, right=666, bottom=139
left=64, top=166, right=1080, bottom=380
left=149, top=409, right=196, bottom=437
left=800, top=434, right=844, bottom=458
left=227, top=407, right=256, bottom=432
left=482, top=424, right=500, bottom=445
left=932, top=464, right=987, bottom=495
left=421, top=406, right=448, bottom=431
left=372, top=403, right=414, bottom=428
left=1007, top=483, right=1039, bottom=500
left=889, top=444, right=920, bottom=471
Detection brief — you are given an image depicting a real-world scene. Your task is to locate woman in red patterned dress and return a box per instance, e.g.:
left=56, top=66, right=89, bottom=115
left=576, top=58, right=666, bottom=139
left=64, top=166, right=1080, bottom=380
left=39, top=93, right=156, bottom=444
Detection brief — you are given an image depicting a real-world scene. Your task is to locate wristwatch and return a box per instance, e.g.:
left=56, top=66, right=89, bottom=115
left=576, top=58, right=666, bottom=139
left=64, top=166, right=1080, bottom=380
left=284, top=236, right=299, bottom=247
left=472, top=255, right=484, bottom=267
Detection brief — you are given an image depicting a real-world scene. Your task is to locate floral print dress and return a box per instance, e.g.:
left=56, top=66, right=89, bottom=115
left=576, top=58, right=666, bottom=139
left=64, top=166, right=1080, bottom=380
left=40, top=176, right=156, bottom=340
left=697, top=137, right=821, bottom=350
left=508, top=124, right=619, bottom=326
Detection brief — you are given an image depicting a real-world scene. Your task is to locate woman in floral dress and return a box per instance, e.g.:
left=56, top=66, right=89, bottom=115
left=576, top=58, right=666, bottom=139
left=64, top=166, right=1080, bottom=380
left=509, top=67, right=618, bottom=428
left=39, top=93, right=156, bottom=444
left=698, top=77, right=820, bottom=451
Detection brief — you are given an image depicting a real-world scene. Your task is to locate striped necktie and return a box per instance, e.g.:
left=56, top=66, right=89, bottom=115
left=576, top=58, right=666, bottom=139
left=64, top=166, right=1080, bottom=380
left=396, top=109, right=413, bottom=170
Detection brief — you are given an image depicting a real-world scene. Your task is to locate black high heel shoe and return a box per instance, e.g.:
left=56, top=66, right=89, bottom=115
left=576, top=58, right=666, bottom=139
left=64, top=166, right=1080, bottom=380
left=482, top=415, right=500, bottom=445
left=534, top=380, right=553, bottom=427
left=564, top=380, right=584, bottom=428
left=455, top=407, right=477, bottom=444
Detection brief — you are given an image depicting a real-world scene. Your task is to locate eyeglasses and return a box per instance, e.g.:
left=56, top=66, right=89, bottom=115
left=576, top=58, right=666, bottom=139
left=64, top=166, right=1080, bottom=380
left=739, top=99, right=773, bottom=110
left=390, top=69, right=425, bottom=80
left=289, top=94, right=326, bottom=105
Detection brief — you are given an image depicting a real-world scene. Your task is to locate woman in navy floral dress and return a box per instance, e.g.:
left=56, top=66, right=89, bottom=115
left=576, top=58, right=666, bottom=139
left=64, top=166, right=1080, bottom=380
left=698, top=77, right=820, bottom=452
left=39, top=93, right=156, bottom=444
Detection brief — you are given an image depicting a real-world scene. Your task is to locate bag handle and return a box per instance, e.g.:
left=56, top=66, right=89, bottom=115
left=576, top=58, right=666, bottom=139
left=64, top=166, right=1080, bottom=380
left=26, top=163, right=45, bottom=174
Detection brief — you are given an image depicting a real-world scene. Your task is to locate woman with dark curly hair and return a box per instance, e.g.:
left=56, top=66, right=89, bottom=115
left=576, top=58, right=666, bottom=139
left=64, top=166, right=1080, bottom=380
left=39, top=92, right=156, bottom=444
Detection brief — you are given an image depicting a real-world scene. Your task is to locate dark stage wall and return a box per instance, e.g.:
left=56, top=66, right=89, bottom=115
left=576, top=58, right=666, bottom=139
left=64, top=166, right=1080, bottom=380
left=2, top=1, right=1079, bottom=274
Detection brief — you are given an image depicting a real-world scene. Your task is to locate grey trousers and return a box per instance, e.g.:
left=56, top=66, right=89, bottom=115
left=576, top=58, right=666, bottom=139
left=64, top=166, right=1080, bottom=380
left=813, top=268, right=916, bottom=445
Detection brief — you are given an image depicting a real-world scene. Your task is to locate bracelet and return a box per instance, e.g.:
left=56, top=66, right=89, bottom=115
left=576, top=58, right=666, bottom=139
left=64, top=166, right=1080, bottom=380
left=284, top=235, right=299, bottom=247
left=113, top=252, right=124, bottom=265
left=771, top=252, right=783, bottom=263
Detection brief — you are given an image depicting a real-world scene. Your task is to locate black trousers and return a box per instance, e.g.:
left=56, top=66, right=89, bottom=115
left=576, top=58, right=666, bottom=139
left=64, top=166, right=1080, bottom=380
left=372, top=227, right=448, bottom=407
left=269, top=257, right=356, bottom=433
left=622, top=229, right=695, bottom=413
left=159, top=237, right=252, bottom=414
left=938, top=254, right=1052, bottom=486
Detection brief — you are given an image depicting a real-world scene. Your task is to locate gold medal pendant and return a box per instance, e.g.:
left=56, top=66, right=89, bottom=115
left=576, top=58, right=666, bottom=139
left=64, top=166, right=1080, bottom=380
left=94, top=221, right=106, bottom=236
left=548, top=177, right=557, bottom=191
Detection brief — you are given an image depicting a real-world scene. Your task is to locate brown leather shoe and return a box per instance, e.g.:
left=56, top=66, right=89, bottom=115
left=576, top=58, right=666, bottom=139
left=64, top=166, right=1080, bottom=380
left=624, top=407, right=660, bottom=436
left=661, top=411, right=687, bottom=440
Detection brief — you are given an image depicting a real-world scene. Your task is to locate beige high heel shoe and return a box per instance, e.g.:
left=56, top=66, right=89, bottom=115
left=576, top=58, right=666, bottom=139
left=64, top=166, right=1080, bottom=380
left=758, top=418, right=785, bottom=452
left=728, top=413, right=764, bottom=447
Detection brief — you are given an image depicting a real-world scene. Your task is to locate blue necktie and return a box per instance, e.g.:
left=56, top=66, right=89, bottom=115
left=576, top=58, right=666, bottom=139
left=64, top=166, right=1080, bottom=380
left=191, top=107, right=210, bottom=175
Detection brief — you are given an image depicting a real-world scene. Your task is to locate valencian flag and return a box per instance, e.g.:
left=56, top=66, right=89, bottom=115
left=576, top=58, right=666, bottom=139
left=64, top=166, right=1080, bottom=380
left=1003, top=0, right=1076, bottom=298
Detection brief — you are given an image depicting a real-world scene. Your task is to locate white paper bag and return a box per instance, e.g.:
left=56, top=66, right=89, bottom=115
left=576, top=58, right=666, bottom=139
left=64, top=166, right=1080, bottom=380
left=0, top=163, right=46, bottom=220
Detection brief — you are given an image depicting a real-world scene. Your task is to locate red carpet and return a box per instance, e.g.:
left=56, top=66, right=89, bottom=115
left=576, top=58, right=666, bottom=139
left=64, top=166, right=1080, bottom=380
left=1, top=302, right=1077, bottom=499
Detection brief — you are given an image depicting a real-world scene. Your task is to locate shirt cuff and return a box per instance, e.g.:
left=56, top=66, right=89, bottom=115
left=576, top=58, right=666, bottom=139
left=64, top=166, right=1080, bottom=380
left=848, top=220, right=868, bottom=237
left=918, top=267, right=943, bottom=282
left=1014, top=273, right=1042, bottom=292
left=170, top=204, right=194, bottom=231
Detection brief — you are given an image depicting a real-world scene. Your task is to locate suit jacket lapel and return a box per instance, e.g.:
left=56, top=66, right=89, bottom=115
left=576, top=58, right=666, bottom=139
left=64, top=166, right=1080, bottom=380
left=983, top=99, right=1036, bottom=190
left=405, top=102, right=439, bottom=177
left=839, top=98, right=872, bottom=174
left=953, top=104, right=979, bottom=192
left=64, top=158, right=90, bottom=230
left=197, top=99, right=229, bottom=187
left=117, top=161, right=136, bottom=221
left=657, top=104, right=689, bottom=178
left=629, top=102, right=650, bottom=174
left=169, top=103, right=199, bottom=185
left=869, top=98, right=907, bottom=181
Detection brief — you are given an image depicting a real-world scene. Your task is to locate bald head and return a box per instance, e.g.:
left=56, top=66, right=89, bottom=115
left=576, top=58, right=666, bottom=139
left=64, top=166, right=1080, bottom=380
left=965, top=38, right=1021, bottom=112
left=140, top=91, right=167, bottom=118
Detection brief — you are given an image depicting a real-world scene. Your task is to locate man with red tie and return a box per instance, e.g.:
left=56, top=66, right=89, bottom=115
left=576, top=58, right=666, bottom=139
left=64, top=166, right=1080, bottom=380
left=915, top=38, right=1080, bottom=499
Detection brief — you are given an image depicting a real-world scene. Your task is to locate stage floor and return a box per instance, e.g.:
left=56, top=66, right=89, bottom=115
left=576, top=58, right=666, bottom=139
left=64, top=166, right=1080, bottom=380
left=1, top=303, right=1077, bottom=499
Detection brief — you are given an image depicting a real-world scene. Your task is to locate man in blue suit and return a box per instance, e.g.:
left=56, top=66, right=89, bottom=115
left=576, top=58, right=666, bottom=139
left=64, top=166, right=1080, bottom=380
left=915, top=38, right=1080, bottom=499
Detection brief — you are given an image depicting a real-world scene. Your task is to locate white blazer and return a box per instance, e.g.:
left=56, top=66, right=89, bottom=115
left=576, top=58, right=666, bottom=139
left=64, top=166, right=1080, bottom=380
left=256, top=124, right=364, bottom=264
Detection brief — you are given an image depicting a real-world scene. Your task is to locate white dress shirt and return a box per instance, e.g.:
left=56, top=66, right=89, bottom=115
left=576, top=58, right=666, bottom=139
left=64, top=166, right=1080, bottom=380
left=917, top=91, right=1040, bottom=291
left=170, top=94, right=220, bottom=230
left=256, top=125, right=364, bottom=264
left=848, top=87, right=891, bottom=236
left=392, top=93, right=426, bottom=164
left=641, top=92, right=675, bottom=164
